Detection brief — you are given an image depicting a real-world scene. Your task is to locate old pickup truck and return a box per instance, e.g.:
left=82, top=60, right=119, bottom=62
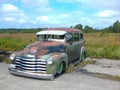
left=8, top=28, right=86, bottom=79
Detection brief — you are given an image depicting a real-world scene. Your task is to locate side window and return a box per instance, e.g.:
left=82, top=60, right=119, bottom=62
left=66, top=33, right=73, bottom=42
left=74, top=33, right=79, bottom=41
left=37, top=35, right=44, bottom=41
left=54, top=35, right=60, bottom=39
left=80, top=33, right=83, bottom=41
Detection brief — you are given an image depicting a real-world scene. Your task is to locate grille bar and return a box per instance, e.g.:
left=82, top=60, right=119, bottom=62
left=15, top=56, right=47, bottom=73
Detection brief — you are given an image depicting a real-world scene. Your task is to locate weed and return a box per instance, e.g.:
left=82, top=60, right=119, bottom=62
left=0, top=55, right=11, bottom=63
left=0, top=56, right=4, bottom=62
left=94, top=74, right=120, bottom=81
left=66, top=64, right=75, bottom=73
left=66, top=60, right=95, bottom=73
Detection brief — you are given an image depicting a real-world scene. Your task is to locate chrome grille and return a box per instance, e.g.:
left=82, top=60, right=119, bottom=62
left=15, top=56, right=46, bottom=73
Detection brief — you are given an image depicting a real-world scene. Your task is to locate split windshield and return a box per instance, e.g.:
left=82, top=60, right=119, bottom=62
left=37, top=34, right=65, bottom=41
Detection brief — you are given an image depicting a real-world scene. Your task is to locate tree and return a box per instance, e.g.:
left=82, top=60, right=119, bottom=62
left=112, top=20, right=120, bottom=33
left=74, top=24, right=83, bottom=30
left=84, top=25, right=94, bottom=33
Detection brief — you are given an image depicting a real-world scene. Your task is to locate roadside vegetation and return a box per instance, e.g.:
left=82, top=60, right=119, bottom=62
left=0, top=33, right=36, bottom=51
left=85, top=33, right=120, bottom=59
left=94, top=74, right=120, bottom=82
left=66, top=60, right=95, bottom=73
left=0, top=20, right=120, bottom=60
left=0, top=33, right=120, bottom=59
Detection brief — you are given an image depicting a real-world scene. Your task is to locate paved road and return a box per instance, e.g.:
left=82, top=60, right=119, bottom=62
left=0, top=63, right=120, bottom=90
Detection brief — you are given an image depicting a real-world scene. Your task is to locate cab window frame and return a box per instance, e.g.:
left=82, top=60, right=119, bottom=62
left=66, top=33, right=74, bottom=43
left=73, top=33, right=80, bottom=42
left=80, top=33, right=83, bottom=41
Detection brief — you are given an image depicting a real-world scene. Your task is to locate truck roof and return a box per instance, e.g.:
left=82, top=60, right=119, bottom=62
left=36, top=28, right=82, bottom=35
left=45, top=28, right=82, bottom=33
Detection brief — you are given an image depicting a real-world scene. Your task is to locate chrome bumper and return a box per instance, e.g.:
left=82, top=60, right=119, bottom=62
left=8, top=66, right=54, bottom=80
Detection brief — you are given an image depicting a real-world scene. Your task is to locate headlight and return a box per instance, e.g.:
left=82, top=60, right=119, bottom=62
left=47, top=58, right=54, bottom=65
left=9, top=64, right=15, bottom=68
left=10, top=54, right=16, bottom=60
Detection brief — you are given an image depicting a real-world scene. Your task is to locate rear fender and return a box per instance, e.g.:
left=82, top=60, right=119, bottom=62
left=80, top=46, right=86, bottom=60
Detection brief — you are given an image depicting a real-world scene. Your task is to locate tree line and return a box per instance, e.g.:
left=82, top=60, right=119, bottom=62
left=0, top=28, right=45, bottom=33
left=74, top=20, right=120, bottom=33
left=0, top=20, right=120, bottom=33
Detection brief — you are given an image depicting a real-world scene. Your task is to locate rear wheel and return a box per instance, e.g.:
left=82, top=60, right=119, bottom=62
left=57, top=62, right=63, bottom=74
left=81, top=51, right=85, bottom=61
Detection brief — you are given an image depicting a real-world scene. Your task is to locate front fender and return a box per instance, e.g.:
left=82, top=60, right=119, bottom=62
left=51, top=53, right=68, bottom=72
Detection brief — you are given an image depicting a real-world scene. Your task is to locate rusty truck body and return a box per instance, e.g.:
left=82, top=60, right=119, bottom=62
left=8, top=28, right=86, bottom=79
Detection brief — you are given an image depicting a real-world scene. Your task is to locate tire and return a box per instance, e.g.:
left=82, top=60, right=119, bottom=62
left=57, top=62, right=63, bottom=74
left=81, top=51, right=85, bottom=61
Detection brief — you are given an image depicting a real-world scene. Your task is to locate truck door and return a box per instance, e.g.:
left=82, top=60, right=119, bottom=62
left=65, top=33, right=75, bottom=63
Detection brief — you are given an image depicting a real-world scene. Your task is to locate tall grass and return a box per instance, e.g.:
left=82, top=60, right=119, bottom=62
left=84, top=33, right=120, bottom=59
left=0, top=33, right=120, bottom=59
left=0, top=33, right=36, bottom=51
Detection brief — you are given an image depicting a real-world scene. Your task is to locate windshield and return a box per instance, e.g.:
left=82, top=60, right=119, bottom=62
left=37, top=34, right=65, bottom=42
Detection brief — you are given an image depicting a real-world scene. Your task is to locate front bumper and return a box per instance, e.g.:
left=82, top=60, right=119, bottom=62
left=8, top=66, right=54, bottom=80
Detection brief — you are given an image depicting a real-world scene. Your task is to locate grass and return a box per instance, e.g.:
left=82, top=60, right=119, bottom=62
left=0, top=33, right=120, bottom=59
left=93, top=74, right=120, bottom=81
left=84, top=33, right=120, bottom=59
left=0, top=33, right=36, bottom=51
left=66, top=60, right=95, bottom=73
left=0, top=56, right=11, bottom=63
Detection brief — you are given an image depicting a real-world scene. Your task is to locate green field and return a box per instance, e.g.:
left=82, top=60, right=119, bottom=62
left=0, top=33, right=36, bottom=51
left=85, top=33, right=120, bottom=59
left=0, top=33, right=120, bottom=59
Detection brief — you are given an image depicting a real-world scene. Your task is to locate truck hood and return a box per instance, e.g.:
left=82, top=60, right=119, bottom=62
left=17, top=41, right=64, bottom=57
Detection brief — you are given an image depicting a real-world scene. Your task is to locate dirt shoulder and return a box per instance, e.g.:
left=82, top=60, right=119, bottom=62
left=81, top=58, right=120, bottom=77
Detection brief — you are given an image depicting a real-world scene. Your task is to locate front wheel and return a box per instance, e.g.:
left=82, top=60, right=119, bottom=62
left=57, top=62, right=63, bottom=74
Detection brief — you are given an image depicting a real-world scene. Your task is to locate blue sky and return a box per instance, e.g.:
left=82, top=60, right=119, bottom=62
left=0, top=0, right=120, bottom=29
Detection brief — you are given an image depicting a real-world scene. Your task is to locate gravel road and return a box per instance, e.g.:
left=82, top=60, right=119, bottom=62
left=83, top=58, right=120, bottom=76
left=0, top=62, right=120, bottom=90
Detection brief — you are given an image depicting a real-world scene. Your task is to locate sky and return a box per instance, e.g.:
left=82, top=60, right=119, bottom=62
left=0, top=0, right=120, bottom=29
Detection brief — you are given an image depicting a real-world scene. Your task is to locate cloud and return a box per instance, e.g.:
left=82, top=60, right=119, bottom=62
left=21, top=0, right=52, bottom=12
left=4, top=17, right=16, bottom=22
left=36, top=16, right=50, bottom=22
left=36, top=13, right=69, bottom=24
left=96, top=10, right=120, bottom=18
left=0, top=3, right=19, bottom=12
left=36, top=16, right=61, bottom=24
left=0, top=3, right=29, bottom=24
left=59, top=14, right=68, bottom=18
left=0, top=3, right=24, bottom=16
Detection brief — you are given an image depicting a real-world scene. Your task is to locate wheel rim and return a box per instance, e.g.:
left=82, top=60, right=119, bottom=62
left=57, top=62, right=63, bottom=74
